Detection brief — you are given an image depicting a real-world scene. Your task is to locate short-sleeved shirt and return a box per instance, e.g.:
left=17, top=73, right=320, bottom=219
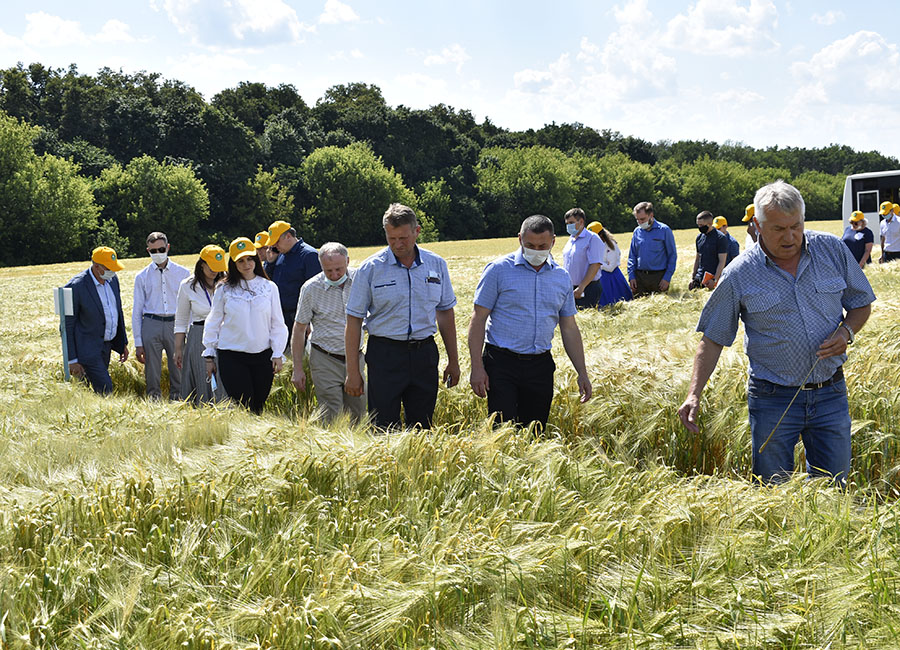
left=346, top=246, right=456, bottom=341
left=841, top=226, right=874, bottom=264
left=880, top=216, right=900, bottom=252
left=695, top=228, right=729, bottom=274
left=697, top=230, right=875, bottom=386
left=725, top=234, right=740, bottom=264
left=627, top=220, right=678, bottom=281
left=295, top=269, right=361, bottom=354
left=562, top=228, right=603, bottom=285
left=474, top=248, right=577, bottom=355
left=269, top=239, right=321, bottom=315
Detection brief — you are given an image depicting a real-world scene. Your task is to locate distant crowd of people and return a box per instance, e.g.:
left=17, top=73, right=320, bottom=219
left=65, top=179, right=885, bottom=484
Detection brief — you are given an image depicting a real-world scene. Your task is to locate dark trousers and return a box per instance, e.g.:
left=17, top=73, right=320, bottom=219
left=483, top=344, right=555, bottom=429
left=81, top=341, right=113, bottom=394
left=884, top=251, right=900, bottom=262
left=633, top=269, right=666, bottom=297
left=217, top=348, right=274, bottom=415
left=574, top=280, right=602, bottom=309
left=366, top=335, right=439, bottom=429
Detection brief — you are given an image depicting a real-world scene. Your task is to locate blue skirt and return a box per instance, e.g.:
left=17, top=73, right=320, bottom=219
left=598, top=268, right=633, bottom=307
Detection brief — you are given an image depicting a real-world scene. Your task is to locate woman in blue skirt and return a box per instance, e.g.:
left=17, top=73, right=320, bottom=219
left=587, top=221, right=633, bottom=307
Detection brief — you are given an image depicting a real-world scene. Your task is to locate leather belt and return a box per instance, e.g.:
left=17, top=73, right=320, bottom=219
left=311, top=342, right=346, bottom=363
left=800, top=367, right=844, bottom=390
left=144, top=314, right=175, bottom=322
left=485, top=343, right=551, bottom=361
left=369, top=335, right=433, bottom=349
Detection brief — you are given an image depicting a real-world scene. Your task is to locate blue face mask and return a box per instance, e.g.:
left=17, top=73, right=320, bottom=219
left=324, top=273, right=348, bottom=288
left=566, top=223, right=579, bottom=237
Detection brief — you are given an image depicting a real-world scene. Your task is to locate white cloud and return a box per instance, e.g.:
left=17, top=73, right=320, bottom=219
left=423, top=44, right=470, bottom=73
left=96, top=19, right=135, bottom=43
left=811, top=10, right=844, bottom=26
left=23, top=11, right=88, bottom=47
left=328, top=48, right=364, bottom=61
left=159, top=0, right=313, bottom=47
left=319, top=0, right=359, bottom=25
left=791, top=31, right=900, bottom=104
left=163, top=52, right=257, bottom=98
left=661, top=0, right=779, bottom=57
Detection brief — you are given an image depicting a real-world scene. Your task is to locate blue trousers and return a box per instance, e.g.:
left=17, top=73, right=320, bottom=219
left=748, top=376, right=851, bottom=485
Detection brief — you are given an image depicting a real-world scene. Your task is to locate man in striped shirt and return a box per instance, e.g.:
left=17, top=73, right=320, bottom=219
left=291, top=242, right=366, bottom=423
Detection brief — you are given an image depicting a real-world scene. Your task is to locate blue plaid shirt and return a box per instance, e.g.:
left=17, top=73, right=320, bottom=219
left=346, top=245, right=456, bottom=341
left=697, top=230, right=875, bottom=386
left=474, top=249, right=577, bottom=354
left=627, top=219, right=678, bottom=281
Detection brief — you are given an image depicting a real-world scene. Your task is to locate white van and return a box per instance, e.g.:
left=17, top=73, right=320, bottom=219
left=841, top=170, right=900, bottom=229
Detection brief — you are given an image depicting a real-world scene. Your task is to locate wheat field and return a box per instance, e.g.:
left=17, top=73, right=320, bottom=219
left=2, top=221, right=900, bottom=649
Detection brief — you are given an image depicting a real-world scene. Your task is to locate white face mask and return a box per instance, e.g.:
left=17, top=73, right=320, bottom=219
left=639, top=221, right=652, bottom=231
left=99, top=269, right=117, bottom=282
left=522, top=247, right=550, bottom=266
left=324, top=273, right=348, bottom=287
left=150, top=252, right=168, bottom=265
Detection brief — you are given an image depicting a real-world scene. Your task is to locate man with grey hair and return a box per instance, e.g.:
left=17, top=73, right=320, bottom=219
left=133, top=231, right=190, bottom=399
left=678, top=180, right=875, bottom=485
left=345, top=203, right=460, bottom=429
left=291, top=242, right=366, bottom=422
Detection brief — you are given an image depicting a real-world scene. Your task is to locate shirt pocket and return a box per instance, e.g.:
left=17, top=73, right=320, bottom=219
left=813, top=275, right=846, bottom=317
left=371, top=279, right=405, bottom=312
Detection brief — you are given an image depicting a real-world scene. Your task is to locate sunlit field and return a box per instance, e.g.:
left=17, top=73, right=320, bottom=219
left=3, top=220, right=900, bottom=648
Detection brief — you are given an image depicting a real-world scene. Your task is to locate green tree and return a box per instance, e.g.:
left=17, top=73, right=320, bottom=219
left=476, top=146, right=581, bottom=236
left=94, top=155, right=209, bottom=256
left=0, top=112, right=99, bottom=265
left=231, top=166, right=295, bottom=236
left=299, top=142, right=433, bottom=246
left=792, top=170, right=843, bottom=220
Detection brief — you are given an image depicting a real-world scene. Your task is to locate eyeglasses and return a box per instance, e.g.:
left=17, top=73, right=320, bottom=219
left=148, top=247, right=167, bottom=254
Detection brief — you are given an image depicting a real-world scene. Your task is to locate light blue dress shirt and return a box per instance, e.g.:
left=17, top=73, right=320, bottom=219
left=627, top=219, right=678, bottom=281
left=346, top=246, right=456, bottom=341
left=90, top=270, right=118, bottom=342
left=697, top=231, right=875, bottom=386
left=474, top=249, right=577, bottom=355
left=562, top=228, right=604, bottom=285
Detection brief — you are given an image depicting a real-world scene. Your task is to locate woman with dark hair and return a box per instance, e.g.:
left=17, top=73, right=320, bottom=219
left=203, top=237, right=288, bottom=414
left=587, top=221, right=633, bottom=307
left=174, top=245, right=228, bottom=404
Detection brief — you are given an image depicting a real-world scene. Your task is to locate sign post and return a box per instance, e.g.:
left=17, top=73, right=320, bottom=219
left=53, top=287, right=74, bottom=380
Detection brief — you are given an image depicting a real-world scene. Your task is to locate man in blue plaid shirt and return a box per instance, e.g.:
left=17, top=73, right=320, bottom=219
left=678, top=180, right=875, bottom=485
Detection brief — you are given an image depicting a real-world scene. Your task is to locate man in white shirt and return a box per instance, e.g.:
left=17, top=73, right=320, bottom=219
left=880, top=201, right=900, bottom=263
left=290, top=242, right=366, bottom=422
left=132, top=231, right=190, bottom=399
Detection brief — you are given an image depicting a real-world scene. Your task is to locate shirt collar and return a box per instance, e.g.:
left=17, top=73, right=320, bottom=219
left=757, top=232, right=810, bottom=268
left=89, top=268, right=104, bottom=288
left=388, top=245, right=422, bottom=268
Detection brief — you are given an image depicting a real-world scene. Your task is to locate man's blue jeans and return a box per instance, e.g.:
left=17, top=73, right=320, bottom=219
left=747, top=376, right=851, bottom=484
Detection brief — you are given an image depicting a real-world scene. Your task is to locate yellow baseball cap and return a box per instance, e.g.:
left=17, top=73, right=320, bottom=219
left=254, top=231, right=270, bottom=248
left=91, top=246, right=124, bottom=271
left=850, top=210, right=865, bottom=223
left=229, top=237, right=257, bottom=262
left=742, top=204, right=755, bottom=222
left=200, top=245, right=228, bottom=273
left=713, top=216, right=727, bottom=229
left=880, top=201, right=893, bottom=216
left=267, top=220, right=291, bottom=245
left=894, top=203, right=900, bottom=216
left=586, top=221, right=603, bottom=234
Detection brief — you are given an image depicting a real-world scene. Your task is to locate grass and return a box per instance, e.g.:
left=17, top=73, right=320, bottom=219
left=1, top=220, right=900, bottom=648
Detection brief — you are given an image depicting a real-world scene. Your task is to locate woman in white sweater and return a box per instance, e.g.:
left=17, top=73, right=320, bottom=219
left=174, top=244, right=228, bottom=404
left=587, top=221, right=633, bottom=307
left=203, top=237, right=288, bottom=414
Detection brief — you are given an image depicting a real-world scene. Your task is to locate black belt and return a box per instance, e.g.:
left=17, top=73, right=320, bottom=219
left=144, top=314, right=175, bottom=322
left=369, top=335, right=433, bottom=349
left=485, top=343, right=551, bottom=361
left=311, top=342, right=346, bottom=363
left=800, top=367, right=844, bottom=391
left=636, top=269, right=664, bottom=275
left=192, top=320, right=206, bottom=326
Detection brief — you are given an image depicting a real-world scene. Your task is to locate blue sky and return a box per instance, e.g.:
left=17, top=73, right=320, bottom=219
left=1, top=1, right=898, bottom=160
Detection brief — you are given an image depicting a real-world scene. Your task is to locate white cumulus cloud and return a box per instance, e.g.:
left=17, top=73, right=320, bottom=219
left=661, top=0, right=779, bottom=57
left=811, top=10, right=844, bottom=26
left=319, top=0, right=360, bottom=25
left=96, top=19, right=136, bottom=43
left=159, top=0, right=313, bottom=47
left=423, top=44, right=470, bottom=73
left=23, top=11, right=88, bottom=47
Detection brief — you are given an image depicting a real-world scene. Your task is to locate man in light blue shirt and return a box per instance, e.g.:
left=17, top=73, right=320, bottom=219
left=345, top=203, right=459, bottom=429
left=627, top=201, right=677, bottom=297
left=678, top=180, right=875, bottom=485
left=468, top=214, right=592, bottom=428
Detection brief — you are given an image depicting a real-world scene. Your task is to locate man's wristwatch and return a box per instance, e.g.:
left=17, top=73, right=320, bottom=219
left=842, top=323, right=854, bottom=344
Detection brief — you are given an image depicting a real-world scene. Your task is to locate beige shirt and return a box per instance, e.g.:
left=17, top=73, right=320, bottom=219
left=295, top=269, right=362, bottom=355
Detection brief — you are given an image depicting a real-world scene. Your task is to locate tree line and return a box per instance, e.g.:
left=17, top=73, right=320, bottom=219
left=1, top=62, right=897, bottom=266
